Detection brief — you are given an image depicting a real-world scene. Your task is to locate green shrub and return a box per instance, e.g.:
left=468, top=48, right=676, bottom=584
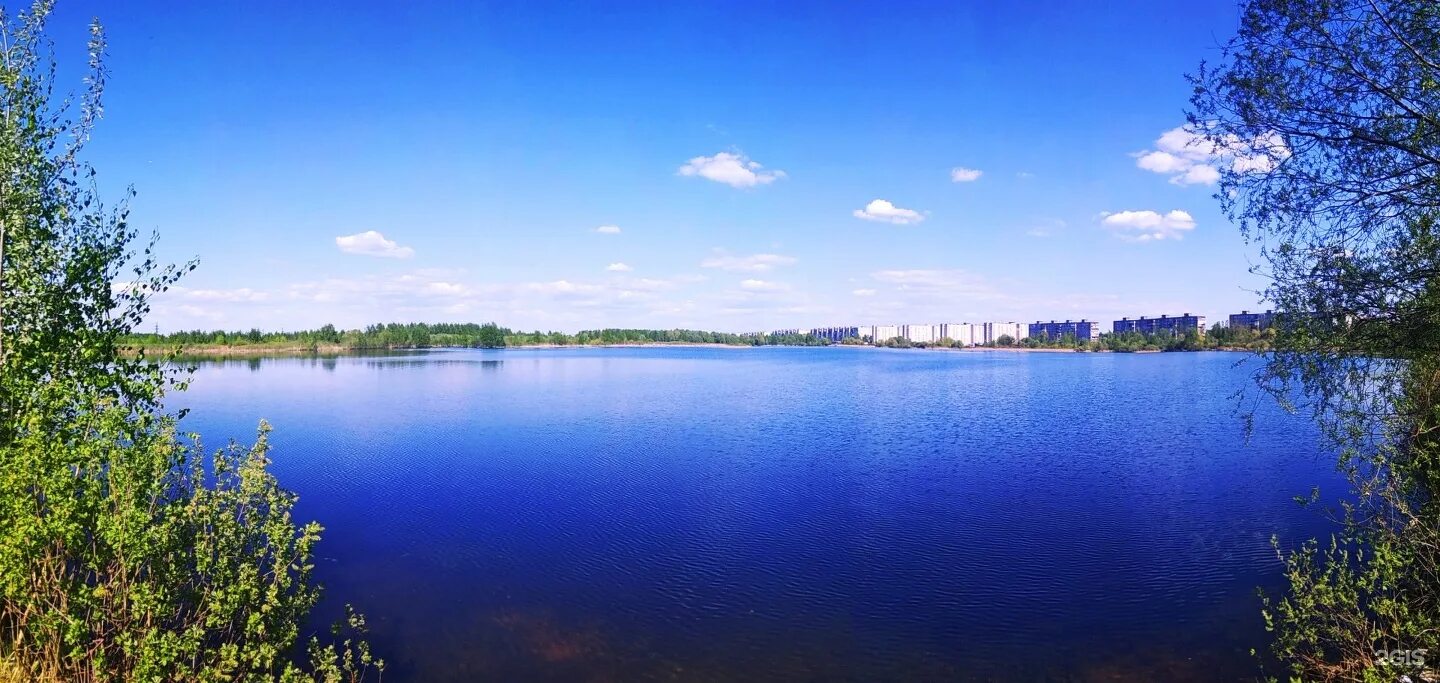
left=0, top=2, right=378, bottom=680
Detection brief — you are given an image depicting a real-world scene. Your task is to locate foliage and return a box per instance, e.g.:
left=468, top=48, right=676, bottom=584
left=1016, top=326, right=1269, bottom=353
left=1190, top=0, right=1440, bottom=679
left=0, top=3, right=378, bottom=681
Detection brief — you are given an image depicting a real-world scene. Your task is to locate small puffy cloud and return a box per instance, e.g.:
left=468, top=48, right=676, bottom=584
left=852, top=288, right=877, bottom=297
left=1133, top=125, right=1288, bottom=186
left=1132, top=127, right=1220, bottom=186
left=1134, top=150, right=1190, bottom=174
left=739, top=279, right=790, bottom=292
left=700, top=251, right=797, bottom=272
left=595, top=224, right=622, bottom=234
left=950, top=167, right=983, bottom=182
left=1100, top=209, right=1196, bottom=241
left=678, top=151, right=786, bottom=188
left=853, top=199, right=925, bottom=225
left=605, top=262, right=633, bottom=272
left=335, top=230, right=415, bottom=259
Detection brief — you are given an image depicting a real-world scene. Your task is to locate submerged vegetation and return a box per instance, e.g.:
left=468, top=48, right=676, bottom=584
left=0, top=3, right=377, bottom=681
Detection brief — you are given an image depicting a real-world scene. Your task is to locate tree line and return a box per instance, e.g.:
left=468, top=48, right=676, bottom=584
left=122, top=323, right=837, bottom=351
left=1018, top=324, right=1273, bottom=353
left=124, top=322, right=1279, bottom=354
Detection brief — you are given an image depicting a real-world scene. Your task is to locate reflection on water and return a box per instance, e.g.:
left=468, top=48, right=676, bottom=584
left=174, top=347, right=1343, bottom=681
left=361, top=358, right=504, bottom=370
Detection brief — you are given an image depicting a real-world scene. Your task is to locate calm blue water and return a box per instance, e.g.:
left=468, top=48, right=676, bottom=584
left=176, top=347, right=1342, bottom=681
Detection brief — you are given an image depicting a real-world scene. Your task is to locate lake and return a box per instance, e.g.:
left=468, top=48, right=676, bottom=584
left=176, top=347, right=1342, bottom=681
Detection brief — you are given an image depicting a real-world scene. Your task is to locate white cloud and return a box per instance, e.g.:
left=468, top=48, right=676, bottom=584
left=175, top=304, right=224, bottom=321
left=1100, top=209, right=1197, bottom=241
left=178, top=287, right=271, bottom=303
left=141, top=266, right=740, bottom=333
left=288, top=270, right=480, bottom=305
left=715, top=279, right=815, bottom=317
left=124, top=284, right=272, bottom=303
left=678, top=151, right=786, bottom=188
left=1133, top=125, right=1289, bottom=186
left=870, top=269, right=1002, bottom=299
left=1134, top=150, right=1190, bottom=174
left=1230, top=131, right=1289, bottom=173
left=595, top=224, right=622, bottom=235
left=853, top=199, right=925, bottom=225
left=335, top=230, right=415, bottom=259
left=1175, top=164, right=1221, bottom=185
left=852, top=288, right=876, bottom=297
left=605, top=262, right=633, bottom=272
left=950, top=167, right=983, bottom=182
left=739, top=279, right=789, bottom=292
left=700, top=251, right=797, bottom=272
left=619, top=277, right=675, bottom=291
left=847, top=268, right=1016, bottom=323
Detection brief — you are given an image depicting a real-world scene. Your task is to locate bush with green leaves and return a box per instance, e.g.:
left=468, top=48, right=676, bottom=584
left=0, top=2, right=379, bottom=681
left=1191, top=0, right=1440, bottom=679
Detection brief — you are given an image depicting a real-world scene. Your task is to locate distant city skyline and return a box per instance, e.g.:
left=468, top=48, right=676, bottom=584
left=768, top=310, right=1223, bottom=341
left=49, top=1, right=1266, bottom=333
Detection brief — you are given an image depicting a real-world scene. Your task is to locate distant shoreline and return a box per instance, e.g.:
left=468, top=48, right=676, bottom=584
left=126, top=342, right=1255, bottom=360
left=124, top=341, right=757, bottom=358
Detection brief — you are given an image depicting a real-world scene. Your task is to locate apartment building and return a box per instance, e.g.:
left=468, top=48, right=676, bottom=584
left=939, top=323, right=974, bottom=346
left=900, top=324, right=942, bottom=344
left=807, top=326, right=861, bottom=342
left=1028, top=319, right=1099, bottom=342
left=1228, top=310, right=1274, bottom=331
left=1113, top=313, right=1207, bottom=336
left=973, top=322, right=1025, bottom=345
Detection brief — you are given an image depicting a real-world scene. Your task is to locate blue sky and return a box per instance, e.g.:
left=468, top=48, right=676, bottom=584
left=49, top=1, right=1263, bottom=333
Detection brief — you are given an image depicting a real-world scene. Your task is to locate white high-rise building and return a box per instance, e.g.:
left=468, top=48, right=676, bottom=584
left=939, top=322, right=974, bottom=346
left=901, top=324, right=940, bottom=344
left=873, top=324, right=900, bottom=341
left=974, top=322, right=1025, bottom=345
